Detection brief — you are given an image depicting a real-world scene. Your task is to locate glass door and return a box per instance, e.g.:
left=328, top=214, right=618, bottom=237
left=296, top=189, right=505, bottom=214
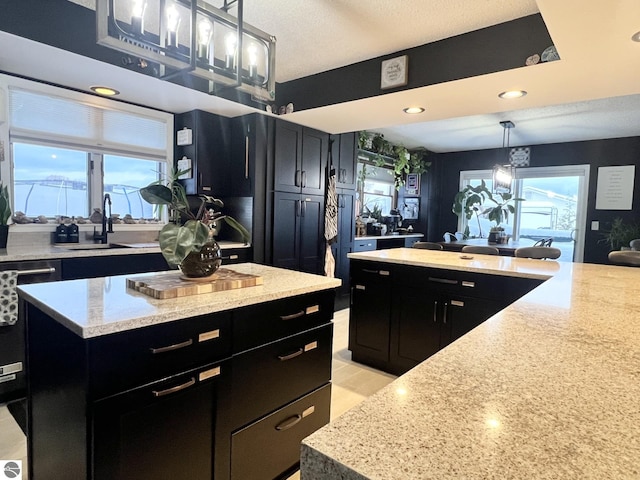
left=512, top=165, right=590, bottom=262
left=458, top=165, right=590, bottom=262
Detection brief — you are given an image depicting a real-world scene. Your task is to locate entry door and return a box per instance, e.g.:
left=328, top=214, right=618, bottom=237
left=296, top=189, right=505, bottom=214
left=512, top=165, right=590, bottom=262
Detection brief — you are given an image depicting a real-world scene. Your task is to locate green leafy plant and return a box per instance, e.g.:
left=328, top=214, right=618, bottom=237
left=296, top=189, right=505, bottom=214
left=0, top=183, right=11, bottom=225
left=599, top=217, right=640, bottom=250
left=358, top=131, right=431, bottom=190
left=139, top=169, right=250, bottom=267
left=452, top=180, right=523, bottom=238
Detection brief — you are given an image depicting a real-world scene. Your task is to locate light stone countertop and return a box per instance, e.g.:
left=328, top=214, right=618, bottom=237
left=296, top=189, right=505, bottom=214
left=0, top=240, right=249, bottom=263
left=301, top=248, right=640, bottom=479
left=18, top=263, right=341, bottom=339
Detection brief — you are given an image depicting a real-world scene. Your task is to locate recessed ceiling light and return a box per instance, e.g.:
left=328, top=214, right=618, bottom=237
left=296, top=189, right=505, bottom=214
left=403, top=106, right=425, bottom=114
left=90, top=86, right=120, bottom=96
left=632, top=31, right=640, bottom=42
left=498, top=90, right=527, bottom=99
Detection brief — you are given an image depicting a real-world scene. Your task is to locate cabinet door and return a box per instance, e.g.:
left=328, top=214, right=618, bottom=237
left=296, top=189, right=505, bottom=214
left=299, top=194, right=325, bottom=274
left=272, top=192, right=300, bottom=270
left=349, top=264, right=392, bottom=365
left=176, top=110, right=230, bottom=196
left=390, top=285, right=442, bottom=374
left=93, top=360, right=229, bottom=480
left=274, top=120, right=302, bottom=193
left=444, top=296, right=501, bottom=347
left=229, top=114, right=270, bottom=197
left=300, top=127, right=328, bottom=195
left=338, top=190, right=355, bottom=246
left=335, top=132, right=357, bottom=189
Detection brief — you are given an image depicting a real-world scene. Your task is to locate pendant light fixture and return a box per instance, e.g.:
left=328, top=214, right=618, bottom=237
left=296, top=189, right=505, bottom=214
left=96, top=0, right=276, bottom=103
left=492, top=121, right=514, bottom=194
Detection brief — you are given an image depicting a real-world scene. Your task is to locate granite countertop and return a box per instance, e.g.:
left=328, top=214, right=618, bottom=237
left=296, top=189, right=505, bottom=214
left=18, top=263, right=341, bottom=339
left=302, top=248, right=640, bottom=479
left=0, top=240, right=249, bottom=263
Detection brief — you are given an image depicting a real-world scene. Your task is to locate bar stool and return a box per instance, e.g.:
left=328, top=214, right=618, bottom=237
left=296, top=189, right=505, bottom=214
left=608, top=250, right=640, bottom=266
left=412, top=241, right=443, bottom=250
left=461, top=245, right=499, bottom=255
left=514, top=246, right=561, bottom=260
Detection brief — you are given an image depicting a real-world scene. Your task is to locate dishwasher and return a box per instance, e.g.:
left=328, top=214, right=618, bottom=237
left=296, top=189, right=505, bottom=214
left=0, top=260, right=61, bottom=420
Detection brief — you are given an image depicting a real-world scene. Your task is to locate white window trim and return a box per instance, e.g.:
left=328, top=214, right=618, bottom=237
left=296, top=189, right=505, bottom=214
left=0, top=73, right=174, bottom=231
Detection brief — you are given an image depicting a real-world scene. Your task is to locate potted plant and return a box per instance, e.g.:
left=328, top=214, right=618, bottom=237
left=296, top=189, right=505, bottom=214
left=0, top=183, right=12, bottom=249
left=452, top=180, right=523, bottom=239
left=600, top=217, right=640, bottom=250
left=139, top=169, right=250, bottom=277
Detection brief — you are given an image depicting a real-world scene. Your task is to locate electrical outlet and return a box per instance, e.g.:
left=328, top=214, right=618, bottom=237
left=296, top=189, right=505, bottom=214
left=591, top=221, right=599, bottom=231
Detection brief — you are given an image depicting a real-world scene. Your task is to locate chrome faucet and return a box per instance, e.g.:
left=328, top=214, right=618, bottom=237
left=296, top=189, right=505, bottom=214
left=93, top=194, right=113, bottom=244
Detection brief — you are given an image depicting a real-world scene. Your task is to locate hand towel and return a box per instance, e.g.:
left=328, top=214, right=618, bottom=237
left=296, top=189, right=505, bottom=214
left=0, top=270, right=18, bottom=326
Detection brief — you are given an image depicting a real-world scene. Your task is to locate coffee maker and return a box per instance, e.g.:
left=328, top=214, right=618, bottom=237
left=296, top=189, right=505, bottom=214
left=382, top=214, right=402, bottom=234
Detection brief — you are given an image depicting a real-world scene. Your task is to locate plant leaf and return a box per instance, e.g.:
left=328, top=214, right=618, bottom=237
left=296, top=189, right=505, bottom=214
left=221, top=216, right=251, bottom=244
left=139, top=184, right=172, bottom=205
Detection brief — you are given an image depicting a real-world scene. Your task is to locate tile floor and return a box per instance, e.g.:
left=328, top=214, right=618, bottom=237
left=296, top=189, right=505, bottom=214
left=0, top=308, right=396, bottom=479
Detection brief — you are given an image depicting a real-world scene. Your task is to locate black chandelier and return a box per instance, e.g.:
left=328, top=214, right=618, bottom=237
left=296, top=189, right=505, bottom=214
left=96, top=0, right=276, bottom=102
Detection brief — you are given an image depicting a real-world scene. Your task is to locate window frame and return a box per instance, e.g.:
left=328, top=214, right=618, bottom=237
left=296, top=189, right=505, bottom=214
left=0, top=73, right=173, bottom=232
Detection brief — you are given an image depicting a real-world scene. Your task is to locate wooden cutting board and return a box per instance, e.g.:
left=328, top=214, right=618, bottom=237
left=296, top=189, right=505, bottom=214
left=127, top=268, right=263, bottom=299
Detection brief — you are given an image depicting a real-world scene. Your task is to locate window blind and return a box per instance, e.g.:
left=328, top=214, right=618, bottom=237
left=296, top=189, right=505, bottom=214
left=9, top=88, right=168, bottom=157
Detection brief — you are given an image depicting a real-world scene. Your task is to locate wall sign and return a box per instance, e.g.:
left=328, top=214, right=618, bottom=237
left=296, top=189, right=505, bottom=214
left=595, top=165, right=635, bottom=210
left=176, top=127, right=193, bottom=146
left=380, top=55, right=408, bottom=90
left=405, top=173, right=420, bottom=196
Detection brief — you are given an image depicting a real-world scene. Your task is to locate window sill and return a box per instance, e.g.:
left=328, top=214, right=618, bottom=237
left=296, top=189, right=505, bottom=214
left=10, top=223, right=163, bottom=233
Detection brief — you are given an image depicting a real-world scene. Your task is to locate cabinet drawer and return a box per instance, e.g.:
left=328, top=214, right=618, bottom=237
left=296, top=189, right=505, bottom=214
left=232, top=291, right=334, bottom=353
left=350, top=260, right=392, bottom=283
left=353, top=239, right=377, bottom=252
left=230, top=383, right=331, bottom=480
left=230, top=323, right=332, bottom=429
left=219, top=248, right=251, bottom=265
left=89, top=312, right=231, bottom=398
left=93, top=359, right=229, bottom=480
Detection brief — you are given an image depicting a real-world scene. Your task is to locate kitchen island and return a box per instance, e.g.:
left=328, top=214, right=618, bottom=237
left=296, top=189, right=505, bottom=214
left=19, top=263, right=340, bottom=480
left=301, top=248, right=640, bottom=479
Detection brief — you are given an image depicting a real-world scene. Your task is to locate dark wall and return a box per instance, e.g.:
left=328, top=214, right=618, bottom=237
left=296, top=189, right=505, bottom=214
left=277, top=14, right=552, bottom=111
left=423, top=136, right=640, bottom=264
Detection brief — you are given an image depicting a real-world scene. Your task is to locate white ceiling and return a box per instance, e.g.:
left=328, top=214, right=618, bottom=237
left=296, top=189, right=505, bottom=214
left=2, top=0, right=640, bottom=153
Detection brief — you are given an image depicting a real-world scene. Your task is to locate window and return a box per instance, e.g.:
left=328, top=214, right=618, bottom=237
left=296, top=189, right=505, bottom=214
left=1, top=74, right=172, bottom=225
left=357, top=162, right=396, bottom=219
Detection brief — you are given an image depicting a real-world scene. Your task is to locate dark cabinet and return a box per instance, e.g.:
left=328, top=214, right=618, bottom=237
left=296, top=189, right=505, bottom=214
left=348, top=261, right=392, bottom=369
left=93, top=360, right=229, bottom=480
left=274, top=120, right=327, bottom=195
left=349, top=261, right=542, bottom=374
left=333, top=189, right=355, bottom=309
left=272, top=191, right=324, bottom=274
left=175, top=110, right=230, bottom=195
left=61, top=253, right=170, bottom=280
left=333, top=131, right=357, bottom=190
left=26, top=287, right=336, bottom=480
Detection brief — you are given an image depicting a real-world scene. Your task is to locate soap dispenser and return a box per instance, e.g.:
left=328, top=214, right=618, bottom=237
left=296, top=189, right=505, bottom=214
left=67, top=217, right=79, bottom=243
left=55, top=222, right=68, bottom=244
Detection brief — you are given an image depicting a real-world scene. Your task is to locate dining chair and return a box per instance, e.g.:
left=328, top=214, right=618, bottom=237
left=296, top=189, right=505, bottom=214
left=629, top=239, right=640, bottom=251
left=514, top=246, right=561, bottom=260
left=460, top=245, right=499, bottom=255
left=532, top=238, right=553, bottom=247
left=608, top=250, right=640, bottom=266
left=412, top=241, right=443, bottom=250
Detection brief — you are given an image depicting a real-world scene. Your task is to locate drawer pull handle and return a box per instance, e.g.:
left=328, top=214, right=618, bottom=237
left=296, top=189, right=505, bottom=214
left=17, top=267, right=56, bottom=276
left=278, top=348, right=304, bottom=361
left=149, top=338, right=193, bottom=354
left=451, top=300, right=465, bottom=307
left=461, top=281, right=475, bottom=288
left=152, top=377, right=196, bottom=397
left=280, top=310, right=305, bottom=321
left=428, top=277, right=457, bottom=285
left=275, top=414, right=302, bottom=431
